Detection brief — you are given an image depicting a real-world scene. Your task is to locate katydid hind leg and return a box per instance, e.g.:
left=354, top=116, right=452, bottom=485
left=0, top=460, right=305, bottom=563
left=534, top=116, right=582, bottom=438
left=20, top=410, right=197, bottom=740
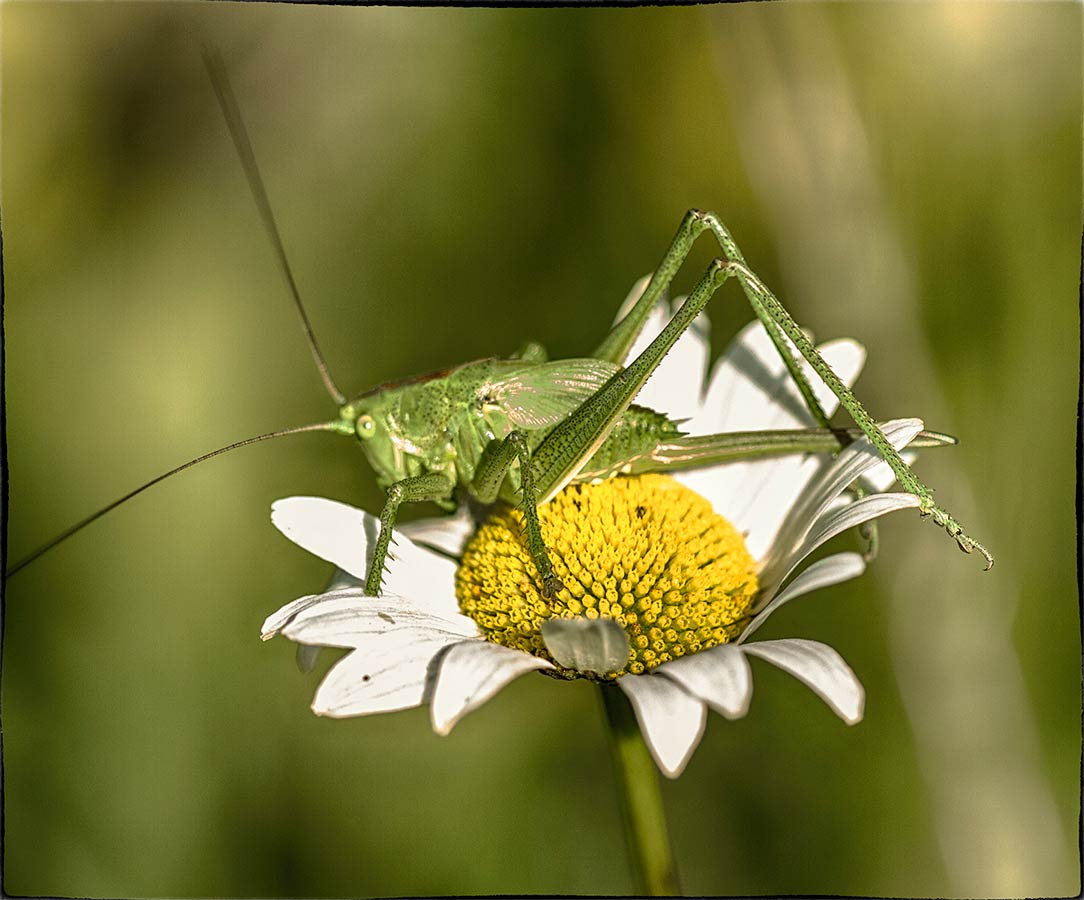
left=592, top=210, right=706, bottom=366
left=690, top=214, right=990, bottom=565
left=592, top=210, right=830, bottom=436
left=693, top=212, right=834, bottom=431
left=531, top=258, right=736, bottom=503
left=718, top=257, right=992, bottom=568
left=532, top=253, right=842, bottom=503
left=601, top=209, right=990, bottom=566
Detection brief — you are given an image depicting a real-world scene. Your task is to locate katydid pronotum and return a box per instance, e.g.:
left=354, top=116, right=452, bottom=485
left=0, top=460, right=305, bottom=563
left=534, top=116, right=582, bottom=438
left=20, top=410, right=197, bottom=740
left=5, top=49, right=992, bottom=593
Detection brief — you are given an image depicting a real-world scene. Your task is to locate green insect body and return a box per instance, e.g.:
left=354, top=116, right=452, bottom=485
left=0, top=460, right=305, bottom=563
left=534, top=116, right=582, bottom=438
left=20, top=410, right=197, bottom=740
left=335, top=357, right=614, bottom=503
left=568, top=406, right=685, bottom=484
left=336, top=357, right=685, bottom=503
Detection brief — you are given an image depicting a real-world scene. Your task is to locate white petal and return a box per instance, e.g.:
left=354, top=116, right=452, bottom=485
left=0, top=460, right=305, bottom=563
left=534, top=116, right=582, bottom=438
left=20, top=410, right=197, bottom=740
left=743, top=638, right=864, bottom=723
left=618, top=673, right=707, bottom=778
left=695, top=321, right=785, bottom=434
left=693, top=323, right=865, bottom=435
left=271, top=497, right=374, bottom=581
left=287, top=570, right=364, bottom=670
left=541, top=617, right=630, bottom=675
left=760, top=419, right=923, bottom=573
left=262, top=588, right=478, bottom=647
left=861, top=450, right=917, bottom=493
left=701, top=455, right=824, bottom=555
left=656, top=644, right=753, bottom=719
left=324, top=568, right=363, bottom=591
left=430, top=640, right=554, bottom=735
left=263, top=591, right=340, bottom=641
left=398, top=508, right=475, bottom=558
left=760, top=492, right=919, bottom=597
left=683, top=328, right=868, bottom=556
left=310, top=630, right=458, bottom=718
left=795, top=492, right=921, bottom=563
left=271, top=497, right=460, bottom=618
left=792, top=419, right=923, bottom=524
left=624, top=299, right=711, bottom=422
left=678, top=452, right=819, bottom=561
left=612, top=274, right=653, bottom=324
left=739, top=552, right=866, bottom=642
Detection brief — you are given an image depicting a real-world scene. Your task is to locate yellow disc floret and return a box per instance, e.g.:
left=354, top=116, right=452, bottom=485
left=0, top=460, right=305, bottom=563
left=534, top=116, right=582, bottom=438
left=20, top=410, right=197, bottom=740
left=455, top=474, right=759, bottom=680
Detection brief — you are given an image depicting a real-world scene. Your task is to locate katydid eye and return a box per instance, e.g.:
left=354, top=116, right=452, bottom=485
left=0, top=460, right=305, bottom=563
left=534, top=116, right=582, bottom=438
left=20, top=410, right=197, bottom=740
left=356, top=415, right=376, bottom=439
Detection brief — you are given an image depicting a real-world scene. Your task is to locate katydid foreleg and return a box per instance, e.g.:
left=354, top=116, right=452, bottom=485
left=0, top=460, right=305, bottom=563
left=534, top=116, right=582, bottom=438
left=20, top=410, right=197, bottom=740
left=367, top=473, right=455, bottom=596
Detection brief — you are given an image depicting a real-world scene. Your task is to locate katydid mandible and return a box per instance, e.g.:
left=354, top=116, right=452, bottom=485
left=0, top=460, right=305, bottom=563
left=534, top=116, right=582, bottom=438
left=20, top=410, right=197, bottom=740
left=4, top=50, right=991, bottom=588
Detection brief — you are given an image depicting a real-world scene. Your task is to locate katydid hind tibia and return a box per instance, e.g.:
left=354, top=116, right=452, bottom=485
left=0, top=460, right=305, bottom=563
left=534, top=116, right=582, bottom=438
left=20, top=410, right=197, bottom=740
left=5, top=52, right=992, bottom=589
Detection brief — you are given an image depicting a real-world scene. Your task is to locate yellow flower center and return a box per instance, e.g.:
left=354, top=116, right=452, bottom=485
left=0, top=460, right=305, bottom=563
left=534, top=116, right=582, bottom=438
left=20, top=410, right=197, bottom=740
left=455, top=474, right=759, bottom=680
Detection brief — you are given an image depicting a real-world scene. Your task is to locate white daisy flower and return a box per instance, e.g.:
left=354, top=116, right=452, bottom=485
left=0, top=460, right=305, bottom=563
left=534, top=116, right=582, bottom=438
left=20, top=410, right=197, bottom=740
left=262, top=290, right=924, bottom=778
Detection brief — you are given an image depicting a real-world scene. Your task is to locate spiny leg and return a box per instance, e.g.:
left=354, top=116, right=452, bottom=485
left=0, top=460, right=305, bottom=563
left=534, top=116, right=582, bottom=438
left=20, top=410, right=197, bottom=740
left=472, top=431, right=565, bottom=598
left=544, top=246, right=899, bottom=501
left=717, top=258, right=992, bottom=568
left=599, top=210, right=987, bottom=566
left=481, top=258, right=795, bottom=588
left=594, top=212, right=843, bottom=488
left=366, top=473, right=455, bottom=596
left=593, top=210, right=834, bottom=435
left=531, top=258, right=740, bottom=502
left=594, top=210, right=707, bottom=365
left=695, top=212, right=886, bottom=557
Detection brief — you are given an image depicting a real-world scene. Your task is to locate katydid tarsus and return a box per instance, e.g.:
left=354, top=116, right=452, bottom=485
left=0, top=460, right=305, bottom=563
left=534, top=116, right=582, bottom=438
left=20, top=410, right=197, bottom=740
left=5, top=49, right=992, bottom=592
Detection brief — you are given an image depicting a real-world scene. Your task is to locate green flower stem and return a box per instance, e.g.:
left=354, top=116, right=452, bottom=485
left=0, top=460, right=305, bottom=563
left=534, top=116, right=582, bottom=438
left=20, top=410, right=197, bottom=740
left=599, top=684, right=682, bottom=896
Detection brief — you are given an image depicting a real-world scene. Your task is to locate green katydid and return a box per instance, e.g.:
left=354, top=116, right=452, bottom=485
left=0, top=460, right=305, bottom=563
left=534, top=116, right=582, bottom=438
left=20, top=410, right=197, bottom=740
left=325, top=203, right=991, bottom=598
left=5, top=49, right=991, bottom=590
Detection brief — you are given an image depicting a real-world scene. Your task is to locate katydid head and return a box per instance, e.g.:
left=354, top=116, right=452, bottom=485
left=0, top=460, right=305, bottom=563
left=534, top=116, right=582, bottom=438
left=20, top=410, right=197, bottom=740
left=339, top=394, right=423, bottom=489
left=339, top=398, right=389, bottom=476
left=338, top=360, right=489, bottom=490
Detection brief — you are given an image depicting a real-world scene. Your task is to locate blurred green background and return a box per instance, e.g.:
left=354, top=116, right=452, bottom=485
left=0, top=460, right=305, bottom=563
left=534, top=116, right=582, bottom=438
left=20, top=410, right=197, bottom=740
left=3, top=3, right=1079, bottom=897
